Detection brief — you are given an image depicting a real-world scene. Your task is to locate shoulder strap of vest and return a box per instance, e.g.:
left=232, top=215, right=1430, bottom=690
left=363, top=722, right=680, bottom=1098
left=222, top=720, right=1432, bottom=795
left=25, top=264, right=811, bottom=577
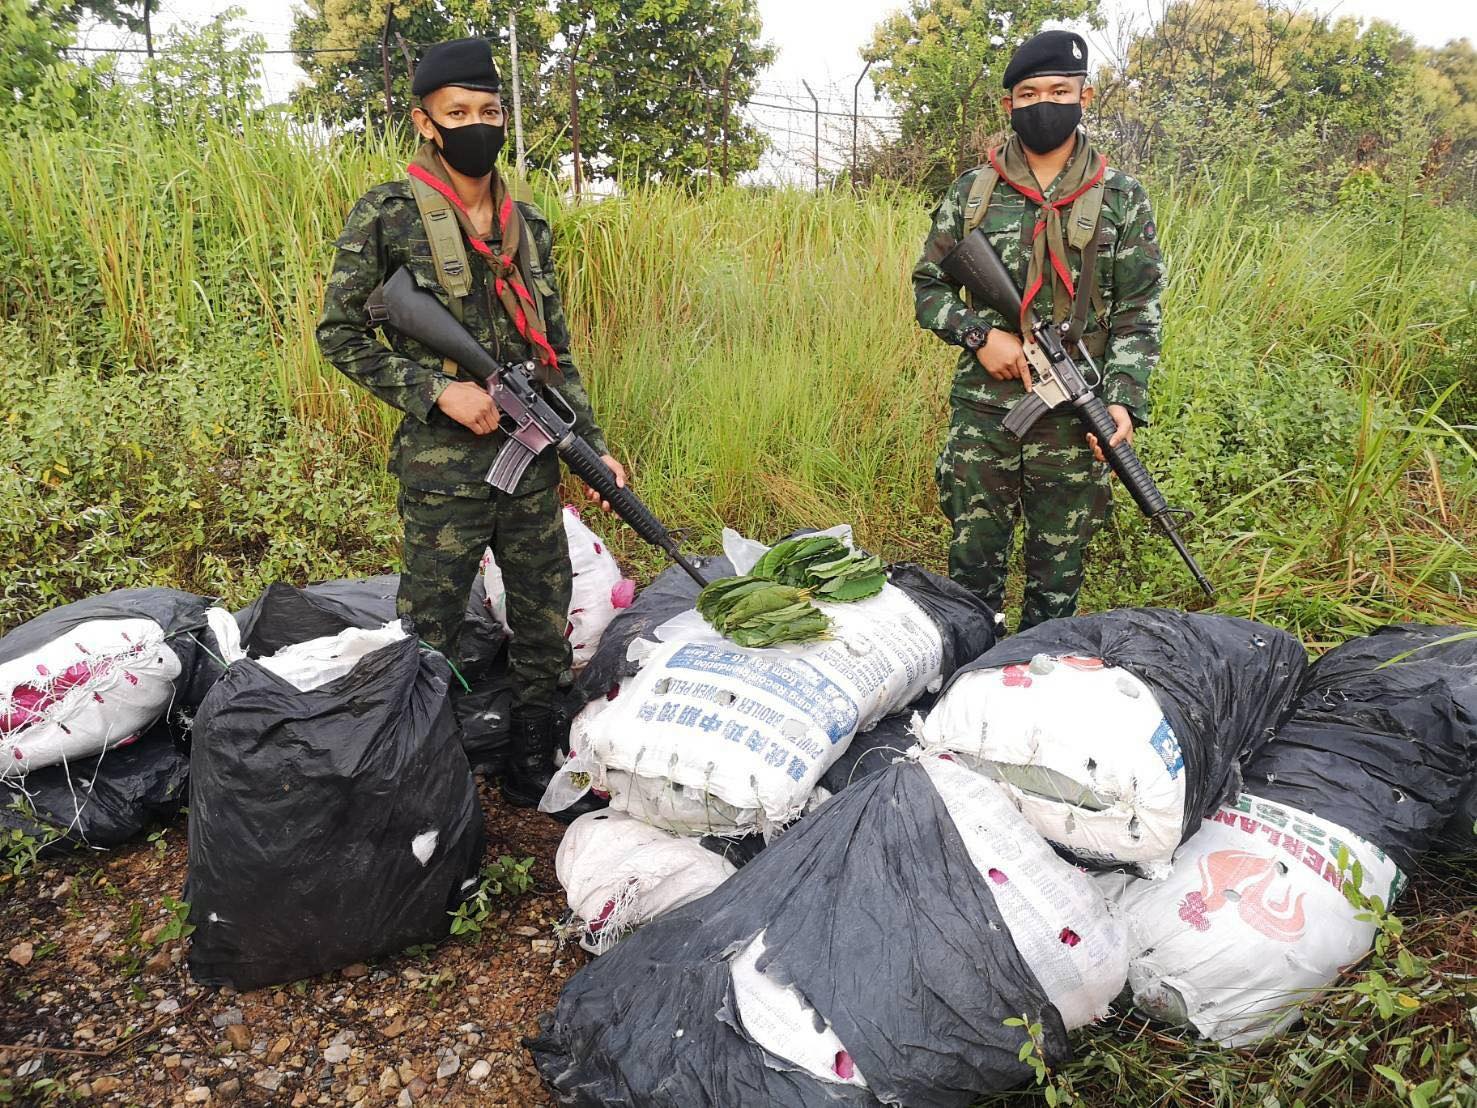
left=1068, top=174, right=1106, bottom=251
left=957, top=166, right=1000, bottom=312
left=963, top=165, right=999, bottom=237
left=407, top=173, right=474, bottom=307
left=407, top=172, right=473, bottom=378
left=1064, top=174, right=1109, bottom=346
left=508, top=203, right=548, bottom=331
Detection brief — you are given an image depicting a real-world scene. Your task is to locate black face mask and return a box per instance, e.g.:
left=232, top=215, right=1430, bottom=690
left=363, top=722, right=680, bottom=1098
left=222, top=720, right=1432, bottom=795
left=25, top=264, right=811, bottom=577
left=1010, top=101, right=1082, bottom=155
left=428, top=117, right=505, bottom=177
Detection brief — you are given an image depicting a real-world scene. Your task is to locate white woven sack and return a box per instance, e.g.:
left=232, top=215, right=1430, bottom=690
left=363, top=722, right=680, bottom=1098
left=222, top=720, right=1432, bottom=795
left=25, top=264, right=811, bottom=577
left=1099, top=792, right=1404, bottom=1046
left=921, top=653, right=1186, bottom=874
left=1, top=618, right=181, bottom=777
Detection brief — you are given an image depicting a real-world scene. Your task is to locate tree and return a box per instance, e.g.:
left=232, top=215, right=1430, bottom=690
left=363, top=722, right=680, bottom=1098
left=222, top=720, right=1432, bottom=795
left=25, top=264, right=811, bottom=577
left=63, top=0, right=147, bottom=33
left=1097, top=2, right=1476, bottom=184
left=290, top=0, right=558, bottom=141
left=291, top=0, right=772, bottom=185
left=557, top=0, right=774, bottom=185
left=1, top=0, right=81, bottom=118
left=134, top=11, right=267, bottom=132
left=861, top=0, right=1100, bottom=189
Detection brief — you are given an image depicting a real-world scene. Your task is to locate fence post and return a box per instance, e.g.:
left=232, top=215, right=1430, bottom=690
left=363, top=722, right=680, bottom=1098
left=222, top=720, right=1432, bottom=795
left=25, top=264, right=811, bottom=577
left=801, top=78, right=819, bottom=190
left=569, top=45, right=582, bottom=200
left=379, top=0, right=394, bottom=121
left=852, top=60, right=872, bottom=186
left=509, top=10, right=527, bottom=175
left=720, top=58, right=733, bottom=185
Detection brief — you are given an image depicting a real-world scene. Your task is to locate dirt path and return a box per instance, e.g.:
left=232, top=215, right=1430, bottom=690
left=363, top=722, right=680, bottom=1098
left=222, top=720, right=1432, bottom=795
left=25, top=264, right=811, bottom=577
left=1, top=780, right=581, bottom=1106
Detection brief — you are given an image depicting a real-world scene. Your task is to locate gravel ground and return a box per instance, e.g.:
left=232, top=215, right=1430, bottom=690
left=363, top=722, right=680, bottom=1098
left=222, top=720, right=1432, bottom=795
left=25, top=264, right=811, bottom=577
left=1, top=779, right=580, bottom=1107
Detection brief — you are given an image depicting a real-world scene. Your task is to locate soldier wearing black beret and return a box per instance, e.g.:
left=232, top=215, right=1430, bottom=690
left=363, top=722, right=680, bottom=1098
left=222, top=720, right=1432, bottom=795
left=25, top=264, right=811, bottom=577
left=911, top=29, right=1166, bottom=632
left=317, top=37, right=621, bottom=818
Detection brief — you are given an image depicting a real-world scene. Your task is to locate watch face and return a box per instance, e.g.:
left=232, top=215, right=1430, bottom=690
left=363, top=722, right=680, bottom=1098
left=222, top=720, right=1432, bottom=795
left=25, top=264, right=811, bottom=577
left=964, top=327, right=986, bottom=350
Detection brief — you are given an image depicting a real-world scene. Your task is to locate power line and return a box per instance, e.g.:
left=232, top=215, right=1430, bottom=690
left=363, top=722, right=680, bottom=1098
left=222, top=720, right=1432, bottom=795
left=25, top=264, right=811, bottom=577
left=66, top=44, right=362, bottom=55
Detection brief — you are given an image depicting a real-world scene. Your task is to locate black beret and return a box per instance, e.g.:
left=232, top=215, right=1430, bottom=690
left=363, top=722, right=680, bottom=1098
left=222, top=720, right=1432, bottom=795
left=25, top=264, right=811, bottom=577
left=412, top=37, right=501, bottom=98
left=1002, top=30, right=1088, bottom=90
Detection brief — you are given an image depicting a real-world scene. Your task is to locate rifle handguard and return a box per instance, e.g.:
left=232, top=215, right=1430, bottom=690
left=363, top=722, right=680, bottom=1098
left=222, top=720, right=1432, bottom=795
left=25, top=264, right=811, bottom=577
left=558, top=437, right=709, bottom=587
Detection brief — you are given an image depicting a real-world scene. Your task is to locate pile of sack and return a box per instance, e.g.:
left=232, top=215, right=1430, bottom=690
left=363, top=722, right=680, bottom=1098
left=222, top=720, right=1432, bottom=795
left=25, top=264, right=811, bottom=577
left=5, top=526, right=1472, bottom=1082
left=1101, top=623, right=1477, bottom=1045
left=1, top=589, right=220, bottom=849
left=533, top=753, right=1127, bottom=1105
left=0, top=507, right=637, bottom=989
left=536, top=604, right=1417, bottom=1102
left=542, top=527, right=998, bottom=951
left=919, top=608, right=1308, bottom=876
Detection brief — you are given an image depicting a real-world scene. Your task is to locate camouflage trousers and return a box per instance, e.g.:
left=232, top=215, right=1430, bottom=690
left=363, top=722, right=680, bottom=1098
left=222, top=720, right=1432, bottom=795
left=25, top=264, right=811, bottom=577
left=397, top=483, right=571, bottom=709
left=936, top=401, right=1111, bottom=632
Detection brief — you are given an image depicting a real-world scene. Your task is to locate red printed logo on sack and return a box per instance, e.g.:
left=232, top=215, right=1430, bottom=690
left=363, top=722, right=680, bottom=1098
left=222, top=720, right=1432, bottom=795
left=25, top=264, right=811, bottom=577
left=1177, top=849, right=1307, bottom=942
left=1001, top=664, right=1033, bottom=688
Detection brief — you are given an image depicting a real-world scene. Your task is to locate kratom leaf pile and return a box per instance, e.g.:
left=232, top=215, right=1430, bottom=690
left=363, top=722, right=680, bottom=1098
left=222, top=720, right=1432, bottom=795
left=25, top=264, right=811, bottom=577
left=696, top=537, right=888, bottom=647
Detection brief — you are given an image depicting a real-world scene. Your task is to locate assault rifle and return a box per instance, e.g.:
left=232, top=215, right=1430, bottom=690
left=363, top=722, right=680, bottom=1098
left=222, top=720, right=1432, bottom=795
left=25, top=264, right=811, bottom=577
left=941, top=229, right=1215, bottom=597
left=377, top=266, right=709, bottom=587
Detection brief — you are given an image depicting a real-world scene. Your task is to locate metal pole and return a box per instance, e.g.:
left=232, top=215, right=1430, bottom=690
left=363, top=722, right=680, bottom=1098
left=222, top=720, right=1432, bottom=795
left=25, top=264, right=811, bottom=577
left=143, top=0, right=155, bottom=59
left=379, top=0, right=394, bottom=120
left=852, top=60, right=872, bottom=186
left=801, top=79, right=819, bottom=190
left=720, top=59, right=732, bottom=185
left=570, top=47, right=582, bottom=200
left=509, top=10, right=526, bottom=175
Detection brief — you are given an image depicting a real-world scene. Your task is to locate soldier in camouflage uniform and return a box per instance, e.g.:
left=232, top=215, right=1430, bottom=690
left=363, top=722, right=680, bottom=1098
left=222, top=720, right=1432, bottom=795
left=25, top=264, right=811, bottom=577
left=318, top=38, right=620, bottom=813
left=913, top=29, right=1164, bottom=632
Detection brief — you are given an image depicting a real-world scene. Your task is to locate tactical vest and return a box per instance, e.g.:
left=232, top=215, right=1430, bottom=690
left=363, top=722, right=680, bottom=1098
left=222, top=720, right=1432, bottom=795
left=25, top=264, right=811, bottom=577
left=406, top=172, right=547, bottom=378
left=962, top=164, right=1110, bottom=358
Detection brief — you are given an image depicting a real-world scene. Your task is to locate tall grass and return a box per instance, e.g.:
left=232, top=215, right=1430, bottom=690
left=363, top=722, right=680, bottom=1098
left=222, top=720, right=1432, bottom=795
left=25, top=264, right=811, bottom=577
left=0, top=110, right=1472, bottom=640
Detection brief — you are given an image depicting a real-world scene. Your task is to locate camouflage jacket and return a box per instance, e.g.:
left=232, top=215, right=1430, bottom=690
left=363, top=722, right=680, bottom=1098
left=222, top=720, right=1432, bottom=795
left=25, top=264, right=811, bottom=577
left=912, top=160, right=1163, bottom=425
left=318, top=182, right=606, bottom=499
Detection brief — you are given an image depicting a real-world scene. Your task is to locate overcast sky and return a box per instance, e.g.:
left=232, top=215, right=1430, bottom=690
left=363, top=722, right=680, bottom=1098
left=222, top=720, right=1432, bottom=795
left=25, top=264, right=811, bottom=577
left=76, top=0, right=1477, bottom=181
left=83, top=0, right=1477, bottom=100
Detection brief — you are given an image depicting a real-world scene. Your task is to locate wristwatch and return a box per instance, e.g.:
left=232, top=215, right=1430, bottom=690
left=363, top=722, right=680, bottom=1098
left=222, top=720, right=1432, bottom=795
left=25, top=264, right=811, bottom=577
left=961, top=325, right=990, bottom=351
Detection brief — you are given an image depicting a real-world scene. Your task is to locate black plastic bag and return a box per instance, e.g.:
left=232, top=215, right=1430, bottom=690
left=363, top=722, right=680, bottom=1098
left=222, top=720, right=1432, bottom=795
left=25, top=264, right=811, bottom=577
left=819, top=709, right=921, bottom=795
left=1242, top=624, right=1477, bottom=870
left=529, top=758, right=1068, bottom=1108
left=1446, top=782, right=1477, bottom=853
left=232, top=574, right=505, bottom=677
left=186, top=594, right=485, bottom=990
left=229, top=577, right=510, bottom=770
left=944, top=609, right=1307, bottom=847
left=0, top=724, right=188, bottom=853
left=455, top=671, right=516, bottom=775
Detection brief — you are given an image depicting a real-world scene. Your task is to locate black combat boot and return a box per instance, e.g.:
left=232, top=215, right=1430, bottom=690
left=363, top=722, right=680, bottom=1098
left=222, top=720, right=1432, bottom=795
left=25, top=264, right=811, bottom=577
left=500, top=706, right=605, bottom=823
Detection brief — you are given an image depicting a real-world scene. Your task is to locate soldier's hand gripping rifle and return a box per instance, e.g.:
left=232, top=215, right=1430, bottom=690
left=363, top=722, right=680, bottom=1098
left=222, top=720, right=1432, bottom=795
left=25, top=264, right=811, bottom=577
left=377, top=266, right=708, bottom=587
left=941, top=230, right=1215, bottom=598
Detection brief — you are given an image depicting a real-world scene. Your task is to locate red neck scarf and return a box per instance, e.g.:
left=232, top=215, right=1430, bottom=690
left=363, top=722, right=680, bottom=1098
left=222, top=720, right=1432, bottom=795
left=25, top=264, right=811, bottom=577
left=408, top=147, right=561, bottom=378
left=987, top=134, right=1107, bottom=335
